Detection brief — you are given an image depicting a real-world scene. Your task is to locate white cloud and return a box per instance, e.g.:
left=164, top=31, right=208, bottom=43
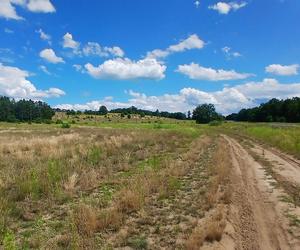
left=234, top=78, right=300, bottom=99
left=54, top=78, right=300, bottom=115
left=63, top=32, right=80, bottom=50
left=0, top=63, right=64, bottom=99
left=177, top=63, right=253, bottom=81
left=0, top=0, right=24, bottom=20
left=39, top=65, right=50, bottom=75
left=146, top=34, right=205, bottom=59
left=85, top=58, right=166, bottom=80
left=39, top=48, right=64, bottom=64
left=209, top=1, right=247, bottom=14
left=0, top=0, right=55, bottom=20
left=82, top=42, right=124, bottom=57
left=265, top=64, right=299, bottom=76
left=103, top=46, right=125, bottom=57
left=194, top=1, right=200, bottom=8
left=26, top=0, right=55, bottom=13
left=222, top=46, right=241, bottom=59
left=36, top=28, right=51, bottom=43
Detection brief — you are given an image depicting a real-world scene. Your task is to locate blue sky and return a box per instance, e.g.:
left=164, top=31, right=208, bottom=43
left=0, top=0, right=300, bottom=114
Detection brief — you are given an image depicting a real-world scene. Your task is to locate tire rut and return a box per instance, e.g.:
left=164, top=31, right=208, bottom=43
left=224, top=135, right=298, bottom=250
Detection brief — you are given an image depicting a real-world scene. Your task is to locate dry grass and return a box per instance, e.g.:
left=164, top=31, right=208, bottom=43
left=72, top=204, right=98, bottom=236
left=115, top=189, right=143, bottom=214
left=0, top=125, right=194, bottom=248
left=97, top=208, right=123, bottom=231
left=186, top=137, right=232, bottom=249
left=186, top=205, right=226, bottom=249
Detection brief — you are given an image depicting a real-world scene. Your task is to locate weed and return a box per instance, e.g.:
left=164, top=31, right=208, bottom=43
left=115, top=189, right=142, bottom=214
left=127, top=236, right=148, bottom=249
left=3, top=230, right=17, bottom=250
left=87, top=146, right=102, bottom=165
left=61, top=122, right=71, bottom=129
left=72, top=204, right=98, bottom=236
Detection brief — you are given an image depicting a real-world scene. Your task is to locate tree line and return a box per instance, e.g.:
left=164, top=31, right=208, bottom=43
left=226, top=97, right=300, bottom=123
left=56, top=105, right=188, bottom=120
left=0, top=96, right=54, bottom=122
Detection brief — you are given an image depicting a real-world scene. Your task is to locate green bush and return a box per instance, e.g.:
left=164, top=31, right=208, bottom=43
left=56, top=119, right=63, bottom=124
left=61, top=122, right=71, bottom=129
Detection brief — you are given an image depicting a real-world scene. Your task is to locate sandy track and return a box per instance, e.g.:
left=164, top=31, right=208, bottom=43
left=224, top=135, right=300, bottom=250
left=250, top=143, right=300, bottom=187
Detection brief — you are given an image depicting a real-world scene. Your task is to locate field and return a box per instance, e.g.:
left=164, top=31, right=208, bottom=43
left=1, top=118, right=300, bottom=249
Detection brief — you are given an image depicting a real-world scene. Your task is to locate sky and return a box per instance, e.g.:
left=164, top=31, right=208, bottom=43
left=0, top=0, right=300, bottom=115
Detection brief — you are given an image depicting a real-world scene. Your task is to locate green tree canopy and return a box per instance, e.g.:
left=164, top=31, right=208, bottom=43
left=98, top=105, right=108, bottom=115
left=192, top=104, right=221, bottom=124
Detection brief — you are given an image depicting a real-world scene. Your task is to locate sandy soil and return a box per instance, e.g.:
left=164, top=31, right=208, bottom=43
left=224, top=135, right=300, bottom=250
left=251, top=143, right=300, bottom=186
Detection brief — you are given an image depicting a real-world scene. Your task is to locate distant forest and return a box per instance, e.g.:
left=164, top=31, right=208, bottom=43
left=56, top=106, right=189, bottom=120
left=226, top=97, right=300, bottom=123
left=1, top=95, right=300, bottom=123
left=0, top=96, right=54, bottom=122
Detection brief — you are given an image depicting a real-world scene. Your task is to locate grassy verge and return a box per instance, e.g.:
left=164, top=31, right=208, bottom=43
left=220, top=122, right=300, bottom=158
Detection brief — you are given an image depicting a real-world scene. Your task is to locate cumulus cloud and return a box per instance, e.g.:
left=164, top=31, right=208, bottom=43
left=26, top=0, right=55, bottom=13
left=146, top=34, right=205, bottom=59
left=177, top=63, right=253, bottom=81
left=54, top=78, right=300, bottom=115
left=84, top=58, right=166, bottom=80
left=82, top=42, right=124, bottom=57
left=0, top=0, right=24, bottom=20
left=265, top=64, right=299, bottom=76
left=0, top=63, right=65, bottom=99
left=0, top=0, right=55, bottom=20
left=39, top=48, right=64, bottom=63
left=62, top=32, right=80, bottom=50
left=209, top=1, right=247, bottom=14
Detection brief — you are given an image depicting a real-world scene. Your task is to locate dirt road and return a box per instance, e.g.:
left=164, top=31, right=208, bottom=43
left=223, top=135, right=300, bottom=250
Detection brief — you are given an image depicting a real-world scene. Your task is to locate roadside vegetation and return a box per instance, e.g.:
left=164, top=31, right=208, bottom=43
left=221, top=122, right=300, bottom=158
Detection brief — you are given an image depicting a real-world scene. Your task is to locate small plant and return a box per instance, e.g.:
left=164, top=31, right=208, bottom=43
left=61, top=122, right=71, bottom=128
left=3, top=230, right=17, bottom=250
left=127, top=236, right=148, bottom=249
left=87, top=146, right=102, bottom=165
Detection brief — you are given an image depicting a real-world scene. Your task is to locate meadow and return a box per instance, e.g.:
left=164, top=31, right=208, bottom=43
left=0, top=117, right=300, bottom=249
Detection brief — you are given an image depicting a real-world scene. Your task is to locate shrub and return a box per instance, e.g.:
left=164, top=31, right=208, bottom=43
left=61, top=122, right=71, bottom=129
